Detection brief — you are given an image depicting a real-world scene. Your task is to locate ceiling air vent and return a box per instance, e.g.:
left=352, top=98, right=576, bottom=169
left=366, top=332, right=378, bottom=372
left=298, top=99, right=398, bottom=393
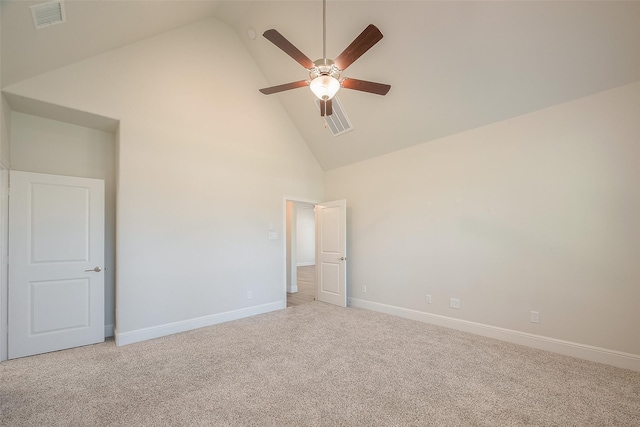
left=30, top=1, right=66, bottom=30
left=314, top=96, right=354, bottom=137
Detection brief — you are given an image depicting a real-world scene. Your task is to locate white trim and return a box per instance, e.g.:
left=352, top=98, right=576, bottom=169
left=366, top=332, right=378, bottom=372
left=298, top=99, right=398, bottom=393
left=349, top=298, right=640, bottom=372
left=115, top=301, right=284, bottom=347
left=296, top=262, right=315, bottom=267
left=104, top=324, right=114, bottom=338
left=287, top=285, right=298, bottom=293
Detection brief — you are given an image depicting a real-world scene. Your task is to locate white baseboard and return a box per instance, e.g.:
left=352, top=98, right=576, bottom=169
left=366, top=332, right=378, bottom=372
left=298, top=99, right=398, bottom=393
left=296, top=262, right=315, bottom=267
left=115, top=301, right=285, bottom=347
left=104, top=324, right=114, bottom=338
left=349, top=298, right=640, bottom=372
left=287, top=285, right=298, bottom=293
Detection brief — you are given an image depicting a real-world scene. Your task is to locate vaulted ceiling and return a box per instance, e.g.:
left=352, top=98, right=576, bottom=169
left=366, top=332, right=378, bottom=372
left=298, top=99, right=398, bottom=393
left=3, top=1, right=640, bottom=170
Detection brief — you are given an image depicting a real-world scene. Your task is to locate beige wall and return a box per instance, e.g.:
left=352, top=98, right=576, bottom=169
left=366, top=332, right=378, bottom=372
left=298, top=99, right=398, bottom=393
left=325, top=81, right=640, bottom=357
left=0, top=97, right=9, bottom=167
left=10, top=112, right=117, bottom=333
left=0, top=6, right=3, bottom=360
left=0, top=5, right=8, bottom=360
left=4, top=17, right=323, bottom=340
left=296, top=206, right=315, bottom=266
left=0, top=4, right=6, bottom=168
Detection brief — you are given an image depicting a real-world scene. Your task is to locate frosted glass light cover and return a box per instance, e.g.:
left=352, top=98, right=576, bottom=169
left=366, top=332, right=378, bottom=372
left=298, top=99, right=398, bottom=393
left=310, top=75, right=340, bottom=100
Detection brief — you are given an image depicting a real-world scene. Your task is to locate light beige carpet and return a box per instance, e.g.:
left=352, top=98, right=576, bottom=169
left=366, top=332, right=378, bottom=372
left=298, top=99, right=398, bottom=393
left=1, top=302, right=639, bottom=426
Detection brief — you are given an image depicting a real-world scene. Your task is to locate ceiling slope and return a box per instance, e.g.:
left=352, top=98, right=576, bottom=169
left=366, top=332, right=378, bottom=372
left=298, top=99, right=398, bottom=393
left=1, top=0, right=221, bottom=87
left=225, top=1, right=640, bottom=170
left=3, top=1, right=640, bottom=170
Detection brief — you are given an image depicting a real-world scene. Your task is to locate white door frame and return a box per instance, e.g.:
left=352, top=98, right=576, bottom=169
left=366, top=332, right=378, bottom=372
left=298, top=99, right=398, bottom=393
left=282, top=197, right=319, bottom=305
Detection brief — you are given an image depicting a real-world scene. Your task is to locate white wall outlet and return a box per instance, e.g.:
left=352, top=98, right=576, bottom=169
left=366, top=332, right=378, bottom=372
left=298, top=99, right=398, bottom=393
left=426, top=294, right=432, bottom=304
left=361, top=285, right=367, bottom=293
left=530, top=311, right=540, bottom=323
left=449, top=298, right=460, bottom=309
left=247, top=291, right=253, bottom=300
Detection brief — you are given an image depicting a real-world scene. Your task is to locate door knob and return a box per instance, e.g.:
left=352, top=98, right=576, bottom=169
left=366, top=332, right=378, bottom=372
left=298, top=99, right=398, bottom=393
left=338, top=257, right=346, bottom=261
left=85, top=266, right=102, bottom=272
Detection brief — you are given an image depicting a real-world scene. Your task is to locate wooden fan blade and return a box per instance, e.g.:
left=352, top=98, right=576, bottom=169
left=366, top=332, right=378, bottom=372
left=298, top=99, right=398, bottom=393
left=259, top=80, right=309, bottom=95
left=334, top=24, right=383, bottom=71
left=263, top=29, right=315, bottom=69
left=320, top=99, right=333, bottom=116
left=341, top=78, right=391, bottom=96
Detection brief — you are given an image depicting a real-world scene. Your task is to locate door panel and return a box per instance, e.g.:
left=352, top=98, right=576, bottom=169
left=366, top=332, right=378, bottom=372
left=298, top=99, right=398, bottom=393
left=31, top=278, right=90, bottom=333
left=316, top=199, right=346, bottom=307
left=31, top=184, right=90, bottom=262
left=8, top=171, right=105, bottom=359
left=320, top=262, right=340, bottom=294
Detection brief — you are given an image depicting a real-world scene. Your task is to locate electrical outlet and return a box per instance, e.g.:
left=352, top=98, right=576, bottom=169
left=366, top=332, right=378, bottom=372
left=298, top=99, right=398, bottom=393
left=361, top=285, right=367, bottom=293
left=426, top=294, right=432, bottom=304
left=449, top=298, right=460, bottom=309
left=530, top=311, right=540, bottom=323
left=247, top=291, right=252, bottom=300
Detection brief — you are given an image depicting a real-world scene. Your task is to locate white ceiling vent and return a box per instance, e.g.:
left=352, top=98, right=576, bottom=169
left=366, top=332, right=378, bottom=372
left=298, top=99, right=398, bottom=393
left=314, top=96, right=354, bottom=137
left=30, top=1, right=66, bottom=30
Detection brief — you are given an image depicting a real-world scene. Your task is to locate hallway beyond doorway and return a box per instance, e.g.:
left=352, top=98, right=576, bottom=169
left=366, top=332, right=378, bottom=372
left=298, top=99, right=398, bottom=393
left=287, top=265, right=315, bottom=307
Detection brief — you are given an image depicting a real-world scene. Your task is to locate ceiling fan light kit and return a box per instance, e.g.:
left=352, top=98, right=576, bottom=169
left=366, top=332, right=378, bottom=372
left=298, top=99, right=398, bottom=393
left=310, top=75, right=340, bottom=100
left=309, top=59, right=341, bottom=101
left=259, top=0, right=391, bottom=118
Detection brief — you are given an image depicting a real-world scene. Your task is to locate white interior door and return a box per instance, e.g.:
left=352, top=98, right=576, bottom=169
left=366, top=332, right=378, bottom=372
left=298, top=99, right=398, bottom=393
left=8, top=171, right=105, bottom=359
left=315, top=199, right=346, bottom=307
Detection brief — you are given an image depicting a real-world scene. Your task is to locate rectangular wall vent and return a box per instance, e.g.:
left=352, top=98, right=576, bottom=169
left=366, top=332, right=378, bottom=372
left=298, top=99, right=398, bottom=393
left=314, top=96, right=354, bottom=137
left=31, top=1, right=66, bottom=30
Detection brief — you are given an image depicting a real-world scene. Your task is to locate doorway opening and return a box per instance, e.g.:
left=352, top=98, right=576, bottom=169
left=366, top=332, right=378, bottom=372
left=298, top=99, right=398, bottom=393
left=285, top=199, right=317, bottom=307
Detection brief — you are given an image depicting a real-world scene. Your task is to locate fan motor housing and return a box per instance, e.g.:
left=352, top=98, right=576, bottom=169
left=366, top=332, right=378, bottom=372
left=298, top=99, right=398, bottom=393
left=310, top=59, right=341, bottom=80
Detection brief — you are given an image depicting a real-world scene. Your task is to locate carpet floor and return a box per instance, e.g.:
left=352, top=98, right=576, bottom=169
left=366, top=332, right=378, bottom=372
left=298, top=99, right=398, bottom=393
left=1, top=302, right=639, bottom=426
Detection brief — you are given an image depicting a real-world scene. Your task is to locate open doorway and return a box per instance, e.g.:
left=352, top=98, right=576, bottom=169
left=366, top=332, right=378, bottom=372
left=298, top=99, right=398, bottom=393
left=285, top=200, right=317, bottom=307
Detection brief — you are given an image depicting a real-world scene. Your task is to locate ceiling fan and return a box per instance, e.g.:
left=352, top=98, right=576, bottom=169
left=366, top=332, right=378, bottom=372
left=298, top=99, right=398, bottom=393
left=259, top=0, right=391, bottom=117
